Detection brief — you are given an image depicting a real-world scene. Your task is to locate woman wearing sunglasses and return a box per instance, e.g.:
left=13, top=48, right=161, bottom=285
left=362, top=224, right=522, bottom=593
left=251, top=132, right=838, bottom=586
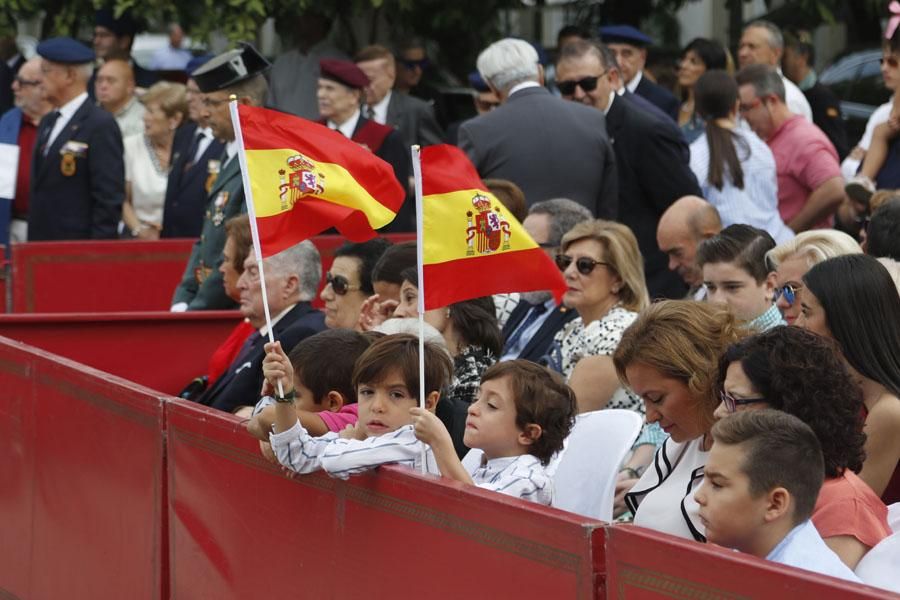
left=320, top=238, right=391, bottom=330
left=715, top=326, right=890, bottom=570
left=675, top=37, right=729, bottom=144
left=614, top=301, right=743, bottom=541
left=546, top=220, right=647, bottom=400
left=764, top=229, right=861, bottom=325
left=797, top=254, right=900, bottom=507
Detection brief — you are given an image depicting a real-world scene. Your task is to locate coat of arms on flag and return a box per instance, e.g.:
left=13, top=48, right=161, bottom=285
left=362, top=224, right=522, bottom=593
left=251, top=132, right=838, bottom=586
left=278, top=153, right=326, bottom=211
left=465, top=192, right=511, bottom=256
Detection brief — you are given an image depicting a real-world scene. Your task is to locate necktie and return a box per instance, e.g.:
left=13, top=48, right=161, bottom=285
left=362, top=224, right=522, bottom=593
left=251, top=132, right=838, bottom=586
left=40, top=110, right=61, bottom=156
left=504, top=303, right=549, bottom=355
left=184, top=130, right=205, bottom=169
left=365, top=105, right=376, bottom=120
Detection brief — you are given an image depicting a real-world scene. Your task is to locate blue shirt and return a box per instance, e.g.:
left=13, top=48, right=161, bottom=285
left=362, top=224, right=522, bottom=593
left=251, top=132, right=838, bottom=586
left=690, top=129, right=795, bottom=244
left=766, top=520, right=862, bottom=583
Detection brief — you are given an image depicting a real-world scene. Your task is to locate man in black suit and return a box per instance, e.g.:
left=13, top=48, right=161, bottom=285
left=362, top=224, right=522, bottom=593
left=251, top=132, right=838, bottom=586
left=458, top=38, right=617, bottom=219
left=197, top=240, right=326, bottom=414
left=28, top=37, right=124, bottom=241
left=556, top=40, right=701, bottom=299
left=161, top=55, right=225, bottom=238
left=500, top=198, right=590, bottom=362
left=599, top=25, right=679, bottom=122
left=355, top=44, right=444, bottom=149
left=91, top=8, right=158, bottom=91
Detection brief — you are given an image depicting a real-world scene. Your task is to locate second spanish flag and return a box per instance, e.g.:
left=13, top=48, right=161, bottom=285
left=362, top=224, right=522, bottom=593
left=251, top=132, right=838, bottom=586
left=420, top=145, right=567, bottom=310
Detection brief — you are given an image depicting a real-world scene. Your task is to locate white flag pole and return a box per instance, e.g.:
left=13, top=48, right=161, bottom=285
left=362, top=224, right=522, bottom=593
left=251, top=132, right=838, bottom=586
left=229, top=98, right=283, bottom=398
left=411, top=145, right=427, bottom=474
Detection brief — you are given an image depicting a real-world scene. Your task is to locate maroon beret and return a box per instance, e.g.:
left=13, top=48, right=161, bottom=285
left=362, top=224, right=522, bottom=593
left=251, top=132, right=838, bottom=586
left=319, top=58, right=370, bottom=89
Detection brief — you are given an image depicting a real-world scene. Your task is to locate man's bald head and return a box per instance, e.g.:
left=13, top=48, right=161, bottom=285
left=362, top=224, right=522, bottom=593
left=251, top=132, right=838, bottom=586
left=95, top=58, right=135, bottom=113
left=657, top=196, right=722, bottom=287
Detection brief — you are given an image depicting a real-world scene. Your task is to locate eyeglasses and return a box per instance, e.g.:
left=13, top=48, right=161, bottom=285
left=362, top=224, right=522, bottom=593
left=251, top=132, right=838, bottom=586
left=555, top=254, right=610, bottom=276
left=13, top=76, right=40, bottom=87
left=556, top=72, right=607, bottom=96
left=719, top=389, right=767, bottom=413
left=881, top=55, right=900, bottom=68
left=738, top=97, right=762, bottom=113
left=855, top=214, right=871, bottom=233
left=326, top=272, right=361, bottom=295
left=399, top=58, right=429, bottom=70
left=773, top=283, right=800, bottom=307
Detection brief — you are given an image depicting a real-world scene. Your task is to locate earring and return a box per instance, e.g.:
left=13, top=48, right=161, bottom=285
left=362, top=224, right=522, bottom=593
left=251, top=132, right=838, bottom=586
left=446, top=308, right=451, bottom=318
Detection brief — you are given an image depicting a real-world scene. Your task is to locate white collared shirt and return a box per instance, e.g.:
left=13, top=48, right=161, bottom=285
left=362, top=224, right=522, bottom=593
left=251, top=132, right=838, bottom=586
left=603, top=91, right=617, bottom=116
left=508, top=80, right=541, bottom=96
left=194, top=126, right=214, bottom=164
left=625, top=70, right=643, bottom=94
left=766, top=520, right=862, bottom=583
left=223, top=139, right=239, bottom=167
left=328, top=108, right=361, bottom=139
left=258, top=303, right=297, bottom=338
left=469, top=454, right=554, bottom=506
left=46, top=91, right=89, bottom=151
left=270, top=421, right=439, bottom=479
left=366, top=90, right=391, bottom=125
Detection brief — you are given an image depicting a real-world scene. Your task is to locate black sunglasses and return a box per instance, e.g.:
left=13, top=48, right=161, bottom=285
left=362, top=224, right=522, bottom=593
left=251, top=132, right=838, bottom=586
left=719, top=389, right=767, bottom=413
left=400, top=58, right=429, bottom=70
left=556, top=73, right=605, bottom=96
left=555, top=254, right=610, bottom=276
left=326, top=272, right=361, bottom=296
left=773, top=283, right=800, bottom=307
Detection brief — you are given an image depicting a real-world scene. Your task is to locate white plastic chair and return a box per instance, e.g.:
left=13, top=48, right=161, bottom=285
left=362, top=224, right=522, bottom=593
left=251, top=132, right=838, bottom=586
left=550, top=409, right=643, bottom=522
left=855, top=530, right=900, bottom=593
left=887, top=502, right=900, bottom=533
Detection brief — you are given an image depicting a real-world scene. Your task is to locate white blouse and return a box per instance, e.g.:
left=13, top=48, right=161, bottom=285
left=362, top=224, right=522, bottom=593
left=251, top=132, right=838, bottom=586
left=124, top=133, right=169, bottom=228
left=624, top=436, right=708, bottom=541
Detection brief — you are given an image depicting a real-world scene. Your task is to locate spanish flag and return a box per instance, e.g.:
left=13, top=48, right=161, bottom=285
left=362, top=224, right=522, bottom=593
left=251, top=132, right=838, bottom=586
left=236, top=104, right=404, bottom=257
left=419, top=145, right=567, bottom=310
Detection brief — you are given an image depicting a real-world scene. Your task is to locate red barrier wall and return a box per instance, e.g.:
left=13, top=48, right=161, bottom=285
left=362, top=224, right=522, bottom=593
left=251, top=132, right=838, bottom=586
left=165, top=399, right=607, bottom=599
left=0, top=337, right=165, bottom=599
left=0, top=311, right=241, bottom=395
left=10, top=234, right=415, bottom=314
left=604, top=525, right=892, bottom=599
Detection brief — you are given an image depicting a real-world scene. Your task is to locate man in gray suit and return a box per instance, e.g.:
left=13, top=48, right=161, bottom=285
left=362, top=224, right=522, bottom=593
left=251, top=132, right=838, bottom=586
left=457, top=38, right=617, bottom=219
left=355, top=44, right=444, bottom=149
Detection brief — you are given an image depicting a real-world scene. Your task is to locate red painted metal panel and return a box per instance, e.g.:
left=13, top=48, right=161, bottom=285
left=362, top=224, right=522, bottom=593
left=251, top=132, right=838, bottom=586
left=166, top=399, right=606, bottom=599
left=9, top=234, right=415, bottom=314
left=604, top=525, right=894, bottom=599
left=0, top=337, right=165, bottom=599
left=0, top=311, right=241, bottom=395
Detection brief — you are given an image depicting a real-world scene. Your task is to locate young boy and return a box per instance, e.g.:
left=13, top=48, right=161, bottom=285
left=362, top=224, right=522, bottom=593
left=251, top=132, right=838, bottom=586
left=263, top=333, right=453, bottom=478
left=696, top=224, right=785, bottom=331
left=411, top=360, right=576, bottom=506
left=247, top=329, right=376, bottom=442
left=695, top=410, right=861, bottom=583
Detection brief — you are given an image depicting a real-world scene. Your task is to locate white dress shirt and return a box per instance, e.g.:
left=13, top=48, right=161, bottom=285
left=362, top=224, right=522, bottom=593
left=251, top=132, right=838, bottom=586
left=46, top=91, right=89, bottom=151
left=625, top=71, right=643, bottom=94
left=366, top=90, right=391, bottom=125
left=766, top=520, right=862, bottom=583
left=469, top=453, right=554, bottom=506
left=328, top=109, right=361, bottom=139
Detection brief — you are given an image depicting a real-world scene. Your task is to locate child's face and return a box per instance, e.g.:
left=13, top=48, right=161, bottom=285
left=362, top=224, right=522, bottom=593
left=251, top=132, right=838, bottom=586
left=293, top=375, right=324, bottom=414
left=703, top=261, right=772, bottom=323
left=464, top=375, right=529, bottom=460
left=694, top=441, right=769, bottom=555
left=357, top=368, right=420, bottom=437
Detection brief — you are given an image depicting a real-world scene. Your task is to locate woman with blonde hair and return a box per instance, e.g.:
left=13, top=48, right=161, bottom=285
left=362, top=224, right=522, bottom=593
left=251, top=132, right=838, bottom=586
left=764, top=229, right=862, bottom=325
left=122, top=81, right=187, bottom=239
left=545, top=219, right=648, bottom=413
left=614, top=300, right=744, bottom=541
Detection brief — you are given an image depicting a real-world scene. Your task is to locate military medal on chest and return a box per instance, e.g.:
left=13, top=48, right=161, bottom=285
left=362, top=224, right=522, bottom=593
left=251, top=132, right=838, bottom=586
left=211, top=190, right=229, bottom=226
left=59, top=140, right=88, bottom=177
left=205, top=159, right=221, bottom=194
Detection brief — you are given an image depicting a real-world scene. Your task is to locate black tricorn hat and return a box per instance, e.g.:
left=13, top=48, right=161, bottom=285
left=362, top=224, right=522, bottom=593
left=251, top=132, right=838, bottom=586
left=193, top=43, right=271, bottom=93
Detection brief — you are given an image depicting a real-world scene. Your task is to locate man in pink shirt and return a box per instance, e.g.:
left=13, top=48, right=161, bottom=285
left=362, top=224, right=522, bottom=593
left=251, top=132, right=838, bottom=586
left=736, top=64, right=844, bottom=232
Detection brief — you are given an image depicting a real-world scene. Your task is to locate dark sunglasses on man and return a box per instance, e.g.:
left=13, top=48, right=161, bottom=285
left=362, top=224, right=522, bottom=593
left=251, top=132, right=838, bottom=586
left=772, top=283, right=800, bottom=307
left=555, top=254, right=610, bottom=276
left=556, top=73, right=606, bottom=96
left=326, top=272, right=361, bottom=296
left=719, top=389, right=766, bottom=413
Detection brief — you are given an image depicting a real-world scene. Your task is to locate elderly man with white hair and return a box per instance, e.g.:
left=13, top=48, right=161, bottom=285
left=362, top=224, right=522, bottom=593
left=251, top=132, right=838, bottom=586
left=458, top=38, right=618, bottom=219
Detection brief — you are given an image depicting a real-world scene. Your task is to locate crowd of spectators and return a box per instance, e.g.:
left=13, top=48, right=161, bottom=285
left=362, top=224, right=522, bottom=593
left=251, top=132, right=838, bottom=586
left=2, top=8, right=899, bottom=590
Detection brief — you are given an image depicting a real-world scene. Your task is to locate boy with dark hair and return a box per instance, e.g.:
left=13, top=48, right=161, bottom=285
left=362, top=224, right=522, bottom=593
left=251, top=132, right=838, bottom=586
left=695, top=410, right=861, bottom=582
left=264, top=333, right=452, bottom=478
left=696, top=224, right=784, bottom=330
left=247, top=329, right=374, bottom=442
left=411, top=359, right=576, bottom=505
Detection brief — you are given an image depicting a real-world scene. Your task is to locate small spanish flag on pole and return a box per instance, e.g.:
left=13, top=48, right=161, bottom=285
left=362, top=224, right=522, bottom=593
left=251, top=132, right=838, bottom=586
left=413, top=144, right=567, bottom=311
left=234, top=103, right=404, bottom=258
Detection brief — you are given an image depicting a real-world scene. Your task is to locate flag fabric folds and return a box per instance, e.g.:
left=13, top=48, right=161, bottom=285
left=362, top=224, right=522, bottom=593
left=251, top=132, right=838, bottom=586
left=419, top=145, right=567, bottom=310
left=237, top=104, right=404, bottom=257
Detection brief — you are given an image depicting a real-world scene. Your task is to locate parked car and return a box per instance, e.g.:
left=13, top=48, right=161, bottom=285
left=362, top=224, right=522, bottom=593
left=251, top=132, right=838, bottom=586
left=820, top=49, right=892, bottom=147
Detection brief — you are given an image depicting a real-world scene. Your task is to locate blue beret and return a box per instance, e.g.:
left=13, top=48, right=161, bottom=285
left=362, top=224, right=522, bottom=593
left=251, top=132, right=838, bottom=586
left=598, top=25, right=654, bottom=47
left=468, top=71, right=489, bottom=92
left=36, top=37, right=95, bottom=64
left=186, top=54, right=214, bottom=77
